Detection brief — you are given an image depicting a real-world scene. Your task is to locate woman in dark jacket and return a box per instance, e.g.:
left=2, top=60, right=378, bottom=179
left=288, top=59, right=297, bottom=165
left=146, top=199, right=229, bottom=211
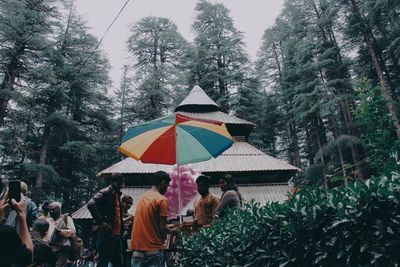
left=215, top=174, right=242, bottom=218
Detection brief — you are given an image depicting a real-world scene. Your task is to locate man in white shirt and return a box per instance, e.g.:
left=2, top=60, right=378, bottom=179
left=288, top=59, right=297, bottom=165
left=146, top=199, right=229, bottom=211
left=46, top=201, right=75, bottom=267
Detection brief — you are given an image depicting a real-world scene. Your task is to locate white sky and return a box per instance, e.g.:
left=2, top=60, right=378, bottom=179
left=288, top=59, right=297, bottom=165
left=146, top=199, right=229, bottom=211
left=75, top=0, right=285, bottom=90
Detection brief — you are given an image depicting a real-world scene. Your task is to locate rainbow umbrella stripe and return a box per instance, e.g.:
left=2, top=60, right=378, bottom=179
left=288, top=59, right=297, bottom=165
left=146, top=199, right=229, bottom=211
left=119, top=113, right=234, bottom=165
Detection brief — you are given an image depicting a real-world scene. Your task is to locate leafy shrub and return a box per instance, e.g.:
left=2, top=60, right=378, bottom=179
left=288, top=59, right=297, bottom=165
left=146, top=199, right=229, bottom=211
left=178, top=174, right=400, bottom=266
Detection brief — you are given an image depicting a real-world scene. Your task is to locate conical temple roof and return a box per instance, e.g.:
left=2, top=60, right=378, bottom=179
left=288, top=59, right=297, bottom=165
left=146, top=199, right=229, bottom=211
left=175, top=85, right=221, bottom=112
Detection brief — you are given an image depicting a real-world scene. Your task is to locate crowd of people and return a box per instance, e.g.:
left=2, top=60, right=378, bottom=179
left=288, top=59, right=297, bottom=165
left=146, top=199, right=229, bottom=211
left=0, top=171, right=242, bottom=267
left=0, top=180, right=77, bottom=267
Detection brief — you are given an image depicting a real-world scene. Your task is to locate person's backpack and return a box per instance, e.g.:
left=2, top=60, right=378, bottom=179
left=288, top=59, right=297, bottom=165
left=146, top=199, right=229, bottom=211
left=69, top=234, right=83, bottom=261
left=63, top=214, right=83, bottom=261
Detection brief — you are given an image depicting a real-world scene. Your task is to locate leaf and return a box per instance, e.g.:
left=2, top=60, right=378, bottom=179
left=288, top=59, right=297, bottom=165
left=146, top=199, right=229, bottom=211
left=360, top=244, right=368, bottom=253
left=329, top=218, right=350, bottom=228
left=279, top=260, right=290, bottom=267
left=314, top=256, right=324, bottom=264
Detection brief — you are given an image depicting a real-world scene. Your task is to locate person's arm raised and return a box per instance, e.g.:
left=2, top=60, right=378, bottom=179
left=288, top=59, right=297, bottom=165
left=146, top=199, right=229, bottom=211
left=11, top=195, right=33, bottom=258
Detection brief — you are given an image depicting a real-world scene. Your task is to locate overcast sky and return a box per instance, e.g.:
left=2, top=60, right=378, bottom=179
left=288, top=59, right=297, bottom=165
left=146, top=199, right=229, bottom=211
left=75, top=0, right=285, bottom=90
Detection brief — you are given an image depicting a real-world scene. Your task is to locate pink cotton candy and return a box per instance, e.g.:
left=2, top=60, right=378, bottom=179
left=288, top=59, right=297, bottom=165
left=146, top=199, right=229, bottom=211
left=165, top=164, right=201, bottom=218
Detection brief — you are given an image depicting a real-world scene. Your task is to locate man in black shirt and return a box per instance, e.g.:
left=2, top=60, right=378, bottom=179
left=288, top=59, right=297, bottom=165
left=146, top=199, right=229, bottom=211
left=87, top=174, right=125, bottom=267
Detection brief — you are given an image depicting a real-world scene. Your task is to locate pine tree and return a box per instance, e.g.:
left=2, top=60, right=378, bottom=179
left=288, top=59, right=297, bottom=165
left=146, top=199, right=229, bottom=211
left=338, top=0, right=400, bottom=138
left=127, top=16, right=189, bottom=121
left=114, top=65, right=136, bottom=142
left=191, top=0, right=249, bottom=112
left=0, top=0, right=57, bottom=125
left=29, top=6, right=114, bottom=202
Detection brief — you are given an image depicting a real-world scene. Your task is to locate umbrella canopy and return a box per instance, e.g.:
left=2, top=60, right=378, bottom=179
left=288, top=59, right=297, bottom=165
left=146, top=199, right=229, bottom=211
left=119, top=113, right=234, bottom=165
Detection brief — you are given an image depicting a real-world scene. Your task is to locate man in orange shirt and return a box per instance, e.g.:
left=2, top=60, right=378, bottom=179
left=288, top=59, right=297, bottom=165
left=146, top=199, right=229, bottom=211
left=131, top=171, right=171, bottom=267
left=194, top=175, right=219, bottom=226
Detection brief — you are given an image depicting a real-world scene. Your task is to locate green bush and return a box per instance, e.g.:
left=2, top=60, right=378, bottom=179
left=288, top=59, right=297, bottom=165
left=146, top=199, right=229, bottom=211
left=178, top=174, right=400, bottom=266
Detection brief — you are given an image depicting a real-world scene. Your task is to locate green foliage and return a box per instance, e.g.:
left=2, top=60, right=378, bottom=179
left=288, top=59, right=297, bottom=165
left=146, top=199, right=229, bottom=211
left=354, top=80, right=400, bottom=176
left=179, top=175, right=400, bottom=266
left=18, top=163, right=61, bottom=185
left=255, top=0, right=400, bottom=181
left=127, top=16, right=190, bottom=121
left=293, top=162, right=325, bottom=186
left=0, top=0, right=58, bottom=123
left=190, top=0, right=249, bottom=112
left=0, top=2, right=117, bottom=210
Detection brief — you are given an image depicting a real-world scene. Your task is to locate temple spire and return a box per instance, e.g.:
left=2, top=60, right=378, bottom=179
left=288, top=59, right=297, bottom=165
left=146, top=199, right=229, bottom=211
left=175, top=85, right=221, bottom=112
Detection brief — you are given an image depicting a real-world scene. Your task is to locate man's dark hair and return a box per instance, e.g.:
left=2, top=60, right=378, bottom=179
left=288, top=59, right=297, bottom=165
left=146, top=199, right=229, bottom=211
left=196, top=174, right=211, bottom=185
left=32, top=219, right=49, bottom=238
left=221, top=173, right=234, bottom=183
left=151, top=171, right=171, bottom=186
left=221, top=173, right=242, bottom=205
left=41, top=200, right=50, bottom=214
left=122, top=195, right=133, bottom=202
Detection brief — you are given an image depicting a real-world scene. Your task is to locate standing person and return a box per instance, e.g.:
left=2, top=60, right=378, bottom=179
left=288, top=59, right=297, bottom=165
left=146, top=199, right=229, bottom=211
left=0, top=194, right=33, bottom=267
left=121, top=195, right=133, bottom=266
left=131, top=171, right=171, bottom=267
left=193, top=175, right=219, bottom=226
left=5, top=181, right=38, bottom=233
left=216, top=174, right=242, bottom=218
left=46, top=201, right=76, bottom=267
left=121, top=195, right=133, bottom=230
left=87, top=173, right=125, bottom=267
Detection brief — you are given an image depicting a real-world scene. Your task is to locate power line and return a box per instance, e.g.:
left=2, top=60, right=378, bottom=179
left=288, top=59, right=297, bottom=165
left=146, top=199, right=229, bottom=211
left=79, top=0, right=132, bottom=71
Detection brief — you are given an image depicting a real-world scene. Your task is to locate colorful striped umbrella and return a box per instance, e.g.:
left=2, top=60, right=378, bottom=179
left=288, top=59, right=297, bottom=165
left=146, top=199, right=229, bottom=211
left=119, top=113, right=234, bottom=165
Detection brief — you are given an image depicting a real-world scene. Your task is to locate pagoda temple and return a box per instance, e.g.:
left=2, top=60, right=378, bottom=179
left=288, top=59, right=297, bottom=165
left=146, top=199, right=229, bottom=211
left=73, top=86, right=300, bottom=220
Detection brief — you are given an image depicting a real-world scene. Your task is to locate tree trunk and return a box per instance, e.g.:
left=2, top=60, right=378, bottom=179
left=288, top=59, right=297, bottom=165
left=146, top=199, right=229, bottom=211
left=315, top=133, right=328, bottom=188
left=34, top=124, right=52, bottom=200
left=304, top=123, right=315, bottom=165
left=328, top=115, right=348, bottom=185
left=119, top=68, right=128, bottom=142
left=272, top=42, right=283, bottom=81
left=315, top=126, right=328, bottom=188
left=217, top=50, right=229, bottom=112
left=20, top=105, right=33, bottom=164
left=311, top=113, right=329, bottom=187
left=288, top=122, right=301, bottom=167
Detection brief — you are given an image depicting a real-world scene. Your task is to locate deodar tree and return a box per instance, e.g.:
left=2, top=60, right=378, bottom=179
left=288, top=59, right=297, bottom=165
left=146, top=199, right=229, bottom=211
left=127, top=16, right=189, bottom=121
left=190, top=0, right=249, bottom=112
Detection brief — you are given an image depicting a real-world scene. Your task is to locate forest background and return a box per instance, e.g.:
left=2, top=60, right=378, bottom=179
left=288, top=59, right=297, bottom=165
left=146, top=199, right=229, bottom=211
left=0, top=0, right=399, bottom=210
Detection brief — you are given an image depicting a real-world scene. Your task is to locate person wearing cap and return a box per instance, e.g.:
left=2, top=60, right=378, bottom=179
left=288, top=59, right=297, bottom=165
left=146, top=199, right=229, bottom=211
left=46, top=201, right=76, bottom=267
left=193, top=175, right=220, bottom=226
left=87, top=173, right=125, bottom=267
